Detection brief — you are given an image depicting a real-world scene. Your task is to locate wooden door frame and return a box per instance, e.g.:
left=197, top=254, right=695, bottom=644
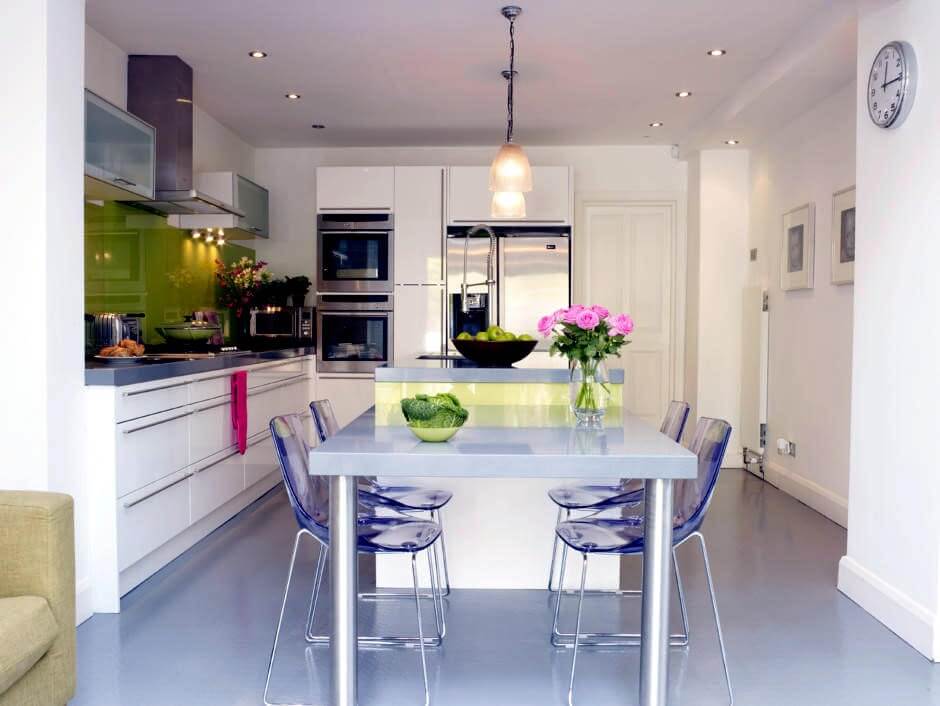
left=574, top=191, right=687, bottom=409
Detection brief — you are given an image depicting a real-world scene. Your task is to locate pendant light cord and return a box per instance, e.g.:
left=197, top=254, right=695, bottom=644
left=506, top=16, right=515, bottom=143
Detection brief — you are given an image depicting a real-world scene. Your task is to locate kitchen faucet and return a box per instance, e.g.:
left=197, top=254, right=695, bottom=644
left=461, top=224, right=497, bottom=315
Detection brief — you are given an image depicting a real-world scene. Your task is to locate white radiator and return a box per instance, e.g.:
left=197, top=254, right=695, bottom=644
left=740, top=287, right=769, bottom=466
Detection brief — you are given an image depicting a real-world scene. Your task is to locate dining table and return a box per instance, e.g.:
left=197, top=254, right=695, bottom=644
left=308, top=405, right=698, bottom=706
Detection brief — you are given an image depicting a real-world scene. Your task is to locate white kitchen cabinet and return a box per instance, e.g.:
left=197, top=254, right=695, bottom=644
left=192, top=172, right=270, bottom=239
left=393, top=167, right=445, bottom=284
left=87, top=355, right=316, bottom=613
left=448, top=166, right=571, bottom=224
left=244, top=431, right=279, bottom=487
left=116, top=409, right=191, bottom=497
left=117, top=471, right=191, bottom=571
left=394, top=285, right=445, bottom=359
left=190, top=449, right=245, bottom=523
left=317, top=167, right=394, bottom=211
left=190, top=396, right=236, bottom=464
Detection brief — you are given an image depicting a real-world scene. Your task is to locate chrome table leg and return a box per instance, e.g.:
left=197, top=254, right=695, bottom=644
left=640, top=478, right=673, bottom=706
left=330, top=475, right=358, bottom=706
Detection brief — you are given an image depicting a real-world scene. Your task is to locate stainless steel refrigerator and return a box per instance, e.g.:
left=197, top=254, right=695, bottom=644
left=446, top=226, right=571, bottom=351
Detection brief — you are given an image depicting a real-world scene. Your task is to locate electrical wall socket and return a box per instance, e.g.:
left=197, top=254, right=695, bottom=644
left=776, top=438, right=797, bottom=457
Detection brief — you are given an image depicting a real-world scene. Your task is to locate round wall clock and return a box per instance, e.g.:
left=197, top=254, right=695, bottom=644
left=867, top=41, right=917, bottom=129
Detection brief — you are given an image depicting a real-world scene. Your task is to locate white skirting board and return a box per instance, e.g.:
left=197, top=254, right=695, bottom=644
left=76, top=578, right=94, bottom=626
left=838, top=555, right=937, bottom=661
left=765, top=460, right=848, bottom=528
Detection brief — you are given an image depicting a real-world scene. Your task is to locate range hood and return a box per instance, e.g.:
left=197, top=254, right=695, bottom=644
left=125, top=55, right=243, bottom=218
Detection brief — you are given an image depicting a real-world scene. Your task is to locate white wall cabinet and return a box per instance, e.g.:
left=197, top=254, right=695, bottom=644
left=317, top=167, right=394, bottom=211
left=394, top=285, right=445, bottom=359
left=84, top=89, right=156, bottom=201
left=192, top=171, right=270, bottom=239
left=448, top=166, right=572, bottom=224
left=393, top=167, right=445, bottom=284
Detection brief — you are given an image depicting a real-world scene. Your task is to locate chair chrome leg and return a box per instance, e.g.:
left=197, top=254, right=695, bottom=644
left=427, top=544, right=444, bottom=641
left=550, top=541, right=570, bottom=646
left=674, top=546, right=690, bottom=645
left=551, top=551, right=689, bottom=647
left=567, top=553, right=589, bottom=706
left=264, top=529, right=312, bottom=706
left=411, top=552, right=431, bottom=706
left=431, top=509, right=452, bottom=597
left=548, top=506, right=563, bottom=591
left=429, top=537, right=447, bottom=639
left=694, top=532, right=733, bottom=705
left=304, top=543, right=328, bottom=642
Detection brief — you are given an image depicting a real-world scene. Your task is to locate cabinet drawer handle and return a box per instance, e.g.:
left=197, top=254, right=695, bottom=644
left=123, top=381, right=189, bottom=397
left=122, top=410, right=193, bottom=434
left=248, top=374, right=308, bottom=396
left=123, top=473, right=192, bottom=508
left=113, top=176, right=138, bottom=187
left=194, top=448, right=242, bottom=474
left=246, top=433, right=270, bottom=449
left=195, top=372, right=234, bottom=383
left=193, top=398, right=232, bottom=413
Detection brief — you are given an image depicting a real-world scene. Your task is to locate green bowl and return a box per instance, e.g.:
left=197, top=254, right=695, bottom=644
left=407, top=425, right=461, bottom=443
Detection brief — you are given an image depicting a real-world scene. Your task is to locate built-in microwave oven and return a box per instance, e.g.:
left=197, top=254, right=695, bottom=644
left=316, top=295, right=393, bottom=374
left=316, top=213, right=394, bottom=293
left=249, top=306, right=315, bottom=341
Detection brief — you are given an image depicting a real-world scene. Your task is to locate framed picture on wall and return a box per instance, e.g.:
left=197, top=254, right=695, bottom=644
left=831, top=187, right=856, bottom=285
left=780, top=203, right=815, bottom=291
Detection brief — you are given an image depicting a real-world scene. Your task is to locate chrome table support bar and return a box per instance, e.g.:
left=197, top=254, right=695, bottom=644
left=330, top=475, right=358, bottom=706
left=640, top=478, right=673, bottom=706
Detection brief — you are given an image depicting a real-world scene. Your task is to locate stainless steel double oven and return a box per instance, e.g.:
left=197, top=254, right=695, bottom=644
left=316, top=213, right=395, bottom=374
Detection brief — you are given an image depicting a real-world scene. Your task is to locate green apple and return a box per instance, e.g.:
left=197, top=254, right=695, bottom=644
left=475, top=331, right=489, bottom=341
left=517, top=333, right=534, bottom=341
left=456, top=331, right=472, bottom=340
left=501, top=332, right=517, bottom=341
left=485, top=325, right=503, bottom=339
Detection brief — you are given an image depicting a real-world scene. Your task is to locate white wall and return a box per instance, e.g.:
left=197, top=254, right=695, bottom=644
left=839, top=0, right=940, bottom=660
left=253, top=144, right=687, bottom=297
left=1, top=0, right=88, bottom=616
left=694, top=150, right=750, bottom=459
left=748, top=83, right=856, bottom=525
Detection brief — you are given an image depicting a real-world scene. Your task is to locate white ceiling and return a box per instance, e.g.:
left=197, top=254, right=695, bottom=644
left=86, top=0, right=864, bottom=150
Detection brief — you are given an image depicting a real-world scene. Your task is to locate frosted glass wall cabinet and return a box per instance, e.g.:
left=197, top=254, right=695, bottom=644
left=84, top=90, right=156, bottom=201
left=196, top=172, right=270, bottom=239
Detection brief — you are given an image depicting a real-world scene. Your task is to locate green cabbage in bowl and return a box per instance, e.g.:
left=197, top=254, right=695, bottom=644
left=400, top=393, right=469, bottom=429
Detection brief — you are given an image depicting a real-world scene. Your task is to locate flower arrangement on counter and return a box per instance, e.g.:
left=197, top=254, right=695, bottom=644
left=214, top=257, right=271, bottom=317
left=538, top=305, right=635, bottom=426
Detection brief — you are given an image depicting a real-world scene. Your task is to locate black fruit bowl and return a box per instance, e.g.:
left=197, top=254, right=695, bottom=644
left=451, top=338, right=537, bottom=367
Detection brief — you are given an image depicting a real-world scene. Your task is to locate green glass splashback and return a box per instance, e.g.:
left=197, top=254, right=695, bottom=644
left=84, top=200, right=254, bottom=344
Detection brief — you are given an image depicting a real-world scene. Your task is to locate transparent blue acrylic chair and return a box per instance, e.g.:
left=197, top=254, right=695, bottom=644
left=263, top=414, right=444, bottom=706
left=311, top=400, right=455, bottom=596
left=546, top=400, right=691, bottom=592
left=553, top=417, right=734, bottom=706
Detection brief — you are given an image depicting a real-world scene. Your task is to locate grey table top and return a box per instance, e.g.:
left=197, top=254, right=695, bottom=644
left=376, top=355, right=625, bottom=384
left=85, top=346, right=316, bottom=386
left=309, top=407, right=696, bottom=479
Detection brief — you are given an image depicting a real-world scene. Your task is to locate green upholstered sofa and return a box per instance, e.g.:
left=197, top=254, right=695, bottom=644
left=0, top=492, right=76, bottom=706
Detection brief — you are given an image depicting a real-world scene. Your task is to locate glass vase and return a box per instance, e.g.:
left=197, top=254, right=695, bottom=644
left=569, top=358, right=610, bottom=428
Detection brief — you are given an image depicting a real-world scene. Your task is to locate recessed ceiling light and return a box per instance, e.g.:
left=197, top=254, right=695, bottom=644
left=311, top=124, right=326, bottom=129
left=285, top=93, right=301, bottom=100
left=649, top=121, right=664, bottom=128
left=707, top=49, right=727, bottom=57
left=725, top=139, right=740, bottom=145
left=675, top=90, right=692, bottom=98
left=249, top=50, right=267, bottom=59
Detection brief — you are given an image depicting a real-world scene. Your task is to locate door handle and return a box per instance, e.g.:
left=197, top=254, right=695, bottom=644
left=122, top=410, right=193, bottom=434
left=123, top=473, right=193, bottom=508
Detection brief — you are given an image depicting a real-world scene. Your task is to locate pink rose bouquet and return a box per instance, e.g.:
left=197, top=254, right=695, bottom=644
left=538, top=304, right=634, bottom=423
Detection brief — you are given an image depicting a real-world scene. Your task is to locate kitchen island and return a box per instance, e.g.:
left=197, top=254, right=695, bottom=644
left=309, top=404, right=696, bottom=706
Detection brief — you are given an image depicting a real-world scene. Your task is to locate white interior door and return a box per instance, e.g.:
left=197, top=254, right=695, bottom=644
left=578, top=202, right=677, bottom=426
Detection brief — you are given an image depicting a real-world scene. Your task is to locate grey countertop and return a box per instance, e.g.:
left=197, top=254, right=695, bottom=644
left=309, top=407, right=695, bottom=479
left=85, top=347, right=316, bottom=387
left=376, top=352, right=625, bottom=384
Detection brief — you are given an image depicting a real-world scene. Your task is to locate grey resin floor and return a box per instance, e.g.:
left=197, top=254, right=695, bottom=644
left=74, top=470, right=940, bottom=705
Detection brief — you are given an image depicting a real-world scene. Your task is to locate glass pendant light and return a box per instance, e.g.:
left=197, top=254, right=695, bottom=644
left=490, top=6, right=531, bottom=218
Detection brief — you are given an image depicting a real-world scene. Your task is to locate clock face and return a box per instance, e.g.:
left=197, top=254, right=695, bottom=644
left=868, top=42, right=913, bottom=128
